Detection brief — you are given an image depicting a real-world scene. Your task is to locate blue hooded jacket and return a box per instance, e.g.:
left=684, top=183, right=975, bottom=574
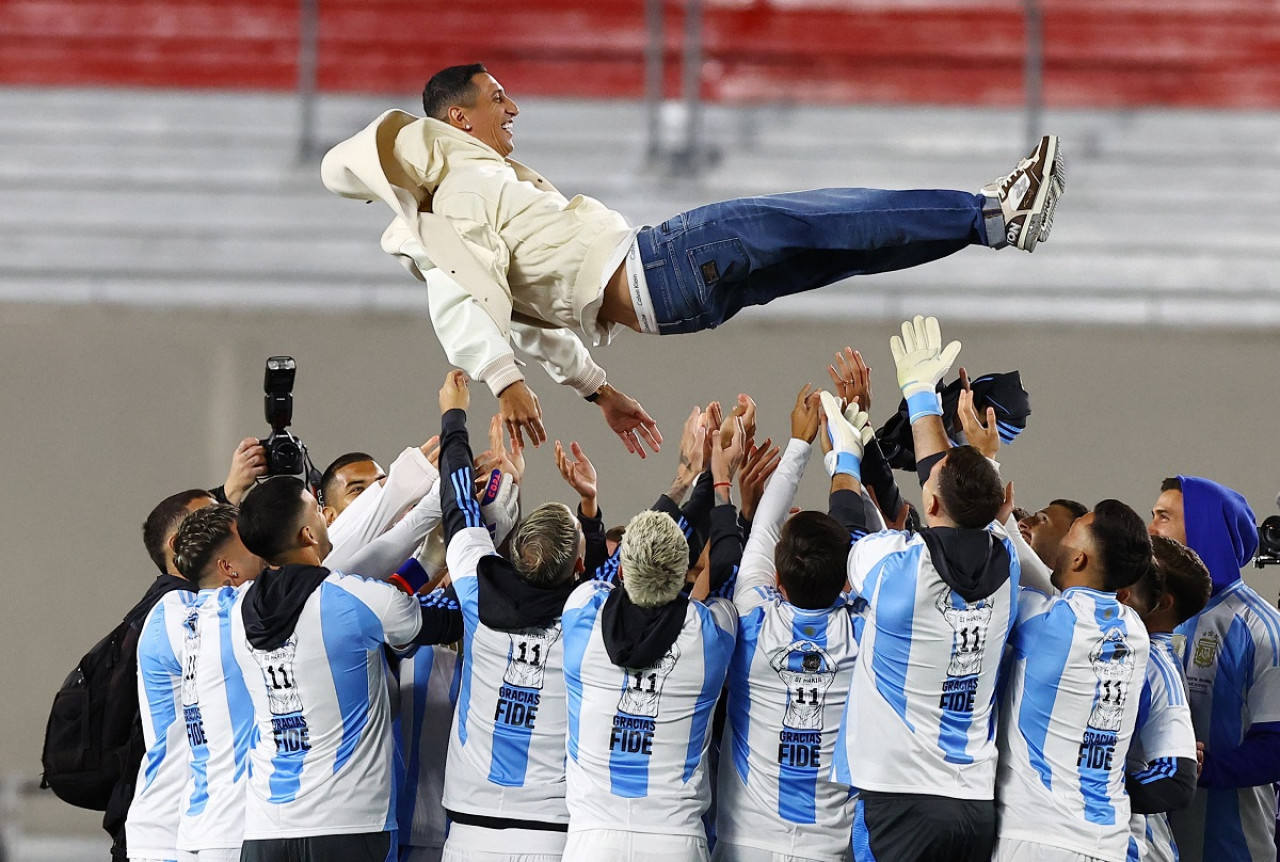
left=1179, top=475, right=1258, bottom=595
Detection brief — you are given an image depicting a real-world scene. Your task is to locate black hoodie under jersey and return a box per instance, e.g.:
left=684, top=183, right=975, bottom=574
left=918, top=526, right=1011, bottom=602
left=242, top=563, right=330, bottom=651
left=601, top=587, right=689, bottom=669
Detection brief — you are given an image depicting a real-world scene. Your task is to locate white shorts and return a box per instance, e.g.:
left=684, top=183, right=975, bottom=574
left=563, top=829, right=709, bottom=862
left=711, top=841, right=850, bottom=862
left=401, top=846, right=444, bottom=862
left=993, top=838, right=1109, bottom=862
left=441, top=822, right=567, bottom=862
left=185, top=851, right=240, bottom=862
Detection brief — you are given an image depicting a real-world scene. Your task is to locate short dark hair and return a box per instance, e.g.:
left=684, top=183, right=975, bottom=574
left=605, top=526, right=626, bottom=545
left=142, top=489, right=215, bottom=574
left=173, top=504, right=238, bottom=584
left=936, top=446, right=1004, bottom=529
left=775, top=511, right=852, bottom=610
left=1151, top=535, right=1212, bottom=624
left=1161, top=477, right=1182, bottom=493
left=319, top=451, right=376, bottom=507
left=1050, top=498, right=1089, bottom=520
left=423, top=63, right=488, bottom=121
left=237, top=477, right=307, bottom=564
left=1089, top=499, right=1155, bottom=592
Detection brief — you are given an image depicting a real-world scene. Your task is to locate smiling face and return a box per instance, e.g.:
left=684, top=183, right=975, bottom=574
left=459, top=73, right=519, bottom=156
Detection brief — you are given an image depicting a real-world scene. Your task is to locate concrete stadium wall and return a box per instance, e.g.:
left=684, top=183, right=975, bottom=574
left=2, top=300, right=1278, bottom=805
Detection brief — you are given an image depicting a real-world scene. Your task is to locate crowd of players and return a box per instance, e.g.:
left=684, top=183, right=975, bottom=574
left=115, top=316, right=1279, bottom=862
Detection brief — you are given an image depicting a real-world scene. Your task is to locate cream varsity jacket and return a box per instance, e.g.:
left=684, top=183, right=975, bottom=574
left=322, top=110, right=634, bottom=397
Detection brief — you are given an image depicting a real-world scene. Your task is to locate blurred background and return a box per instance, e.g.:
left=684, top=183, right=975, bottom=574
left=4, top=0, right=1280, bottom=857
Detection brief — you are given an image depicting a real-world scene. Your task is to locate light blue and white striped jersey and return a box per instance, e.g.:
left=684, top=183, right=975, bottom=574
left=996, top=586, right=1151, bottom=862
left=231, top=572, right=425, bottom=839
left=1169, top=580, right=1280, bottom=862
left=561, top=580, right=736, bottom=837
left=716, top=439, right=859, bottom=860
left=126, top=588, right=201, bottom=860
left=177, top=586, right=256, bottom=853
left=397, top=641, right=462, bottom=849
left=834, top=527, right=1018, bottom=799
left=441, top=526, right=571, bottom=824
left=1126, top=632, right=1196, bottom=862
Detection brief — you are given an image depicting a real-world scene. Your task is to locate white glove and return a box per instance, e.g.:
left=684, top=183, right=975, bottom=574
left=889, top=315, right=961, bottom=421
left=819, top=391, right=874, bottom=479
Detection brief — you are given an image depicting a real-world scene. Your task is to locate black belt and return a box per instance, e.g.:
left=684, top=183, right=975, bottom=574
left=446, top=809, right=569, bottom=833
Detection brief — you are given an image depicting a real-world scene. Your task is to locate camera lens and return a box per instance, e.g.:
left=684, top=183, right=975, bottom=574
left=1260, top=515, right=1280, bottom=557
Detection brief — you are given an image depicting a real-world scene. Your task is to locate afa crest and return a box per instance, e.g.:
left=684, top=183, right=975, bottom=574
left=1193, top=632, right=1220, bottom=669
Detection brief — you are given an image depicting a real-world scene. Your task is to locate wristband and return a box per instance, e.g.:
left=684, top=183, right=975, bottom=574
left=480, top=469, right=503, bottom=505
left=714, top=482, right=733, bottom=489
left=823, top=451, right=862, bottom=480
left=389, top=558, right=430, bottom=595
left=584, top=389, right=603, bottom=403
left=905, top=389, right=943, bottom=423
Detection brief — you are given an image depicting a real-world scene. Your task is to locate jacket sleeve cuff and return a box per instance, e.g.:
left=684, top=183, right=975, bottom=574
left=564, top=361, right=607, bottom=399
left=476, top=355, right=526, bottom=397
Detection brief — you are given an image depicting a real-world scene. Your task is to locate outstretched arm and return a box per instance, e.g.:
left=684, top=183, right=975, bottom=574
left=890, top=315, right=961, bottom=478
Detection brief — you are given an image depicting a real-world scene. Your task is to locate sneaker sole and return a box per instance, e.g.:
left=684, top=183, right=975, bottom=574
left=1017, top=135, right=1061, bottom=252
left=1037, top=146, right=1067, bottom=245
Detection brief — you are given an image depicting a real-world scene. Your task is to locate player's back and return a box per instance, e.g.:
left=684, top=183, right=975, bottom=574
left=717, top=592, right=859, bottom=860
left=127, top=588, right=202, bottom=860
left=839, top=527, right=1018, bottom=799
left=177, top=585, right=255, bottom=853
left=441, top=568, right=571, bottom=824
left=232, top=568, right=423, bottom=839
left=997, top=586, right=1151, bottom=861
left=1126, top=632, right=1195, bottom=862
left=561, top=580, right=736, bottom=837
left=397, top=640, right=461, bottom=853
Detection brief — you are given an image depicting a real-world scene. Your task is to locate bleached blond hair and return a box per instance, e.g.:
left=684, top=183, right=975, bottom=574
left=511, top=502, right=580, bottom=587
left=619, top=510, right=689, bottom=608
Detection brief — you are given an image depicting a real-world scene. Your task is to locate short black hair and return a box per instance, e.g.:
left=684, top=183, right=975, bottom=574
left=173, top=504, right=238, bottom=584
left=1049, top=498, right=1089, bottom=520
left=936, top=446, right=1004, bottom=529
left=423, top=63, right=488, bottom=121
left=775, top=511, right=852, bottom=610
left=142, top=489, right=215, bottom=574
left=1089, top=499, right=1155, bottom=592
left=1161, top=477, right=1183, bottom=493
left=237, top=477, right=307, bottom=564
left=1151, top=535, right=1212, bottom=624
left=319, top=451, right=376, bottom=508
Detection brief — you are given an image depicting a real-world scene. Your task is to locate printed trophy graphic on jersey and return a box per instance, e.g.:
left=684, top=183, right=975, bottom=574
left=768, top=640, right=837, bottom=731
left=181, top=608, right=201, bottom=707
left=250, top=634, right=310, bottom=756
left=182, top=608, right=208, bottom=749
left=1077, top=628, right=1134, bottom=773
left=1087, top=629, right=1135, bottom=733
left=617, top=645, right=681, bottom=719
left=936, top=587, right=993, bottom=713
left=502, top=625, right=562, bottom=690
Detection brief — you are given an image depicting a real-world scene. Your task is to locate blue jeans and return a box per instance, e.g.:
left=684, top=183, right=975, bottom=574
left=636, top=188, right=993, bottom=334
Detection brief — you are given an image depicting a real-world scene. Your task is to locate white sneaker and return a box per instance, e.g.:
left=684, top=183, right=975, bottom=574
left=982, top=135, right=1065, bottom=252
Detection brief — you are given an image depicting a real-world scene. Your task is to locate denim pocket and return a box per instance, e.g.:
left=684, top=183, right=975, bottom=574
left=685, top=238, right=749, bottom=306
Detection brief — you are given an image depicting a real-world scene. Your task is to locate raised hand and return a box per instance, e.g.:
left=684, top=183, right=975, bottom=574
left=818, top=390, right=873, bottom=479
left=889, top=315, right=961, bottom=412
left=738, top=438, right=781, bottom=522
left=957, top=387, right=1000, bottom=460
left=223, top=436, right=268, bottom=505
left=555, top=440, right=598, bottom=502
left=596, top=384, right=662, bottom=458
left=827, top=347, right=872, bottom=416
left=711, top=416, right=746, bottom=491
left=790, top=383, right=821, bottom=443
left=439, top=369, right=470, bottom=414
left=497, top=380, right=545, bottom=449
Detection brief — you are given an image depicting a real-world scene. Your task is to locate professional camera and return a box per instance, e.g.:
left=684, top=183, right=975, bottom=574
left=259, top=356, right=321, bottom=491
left=1257, top=514, right=1280, bottom=568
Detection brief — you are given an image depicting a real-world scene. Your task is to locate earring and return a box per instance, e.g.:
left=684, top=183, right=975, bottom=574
left=464, top=124, right=472, bottom=130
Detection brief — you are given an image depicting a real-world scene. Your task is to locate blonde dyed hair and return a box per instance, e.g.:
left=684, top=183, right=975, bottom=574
left=511, top=502, right=581, bottom=587
left=619, top=510, right=689, bottom=607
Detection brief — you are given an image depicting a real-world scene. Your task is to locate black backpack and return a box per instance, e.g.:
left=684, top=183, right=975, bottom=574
left=40, top=575, right=193, bottom=858
left=40, top=613, right=145, bottom=811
